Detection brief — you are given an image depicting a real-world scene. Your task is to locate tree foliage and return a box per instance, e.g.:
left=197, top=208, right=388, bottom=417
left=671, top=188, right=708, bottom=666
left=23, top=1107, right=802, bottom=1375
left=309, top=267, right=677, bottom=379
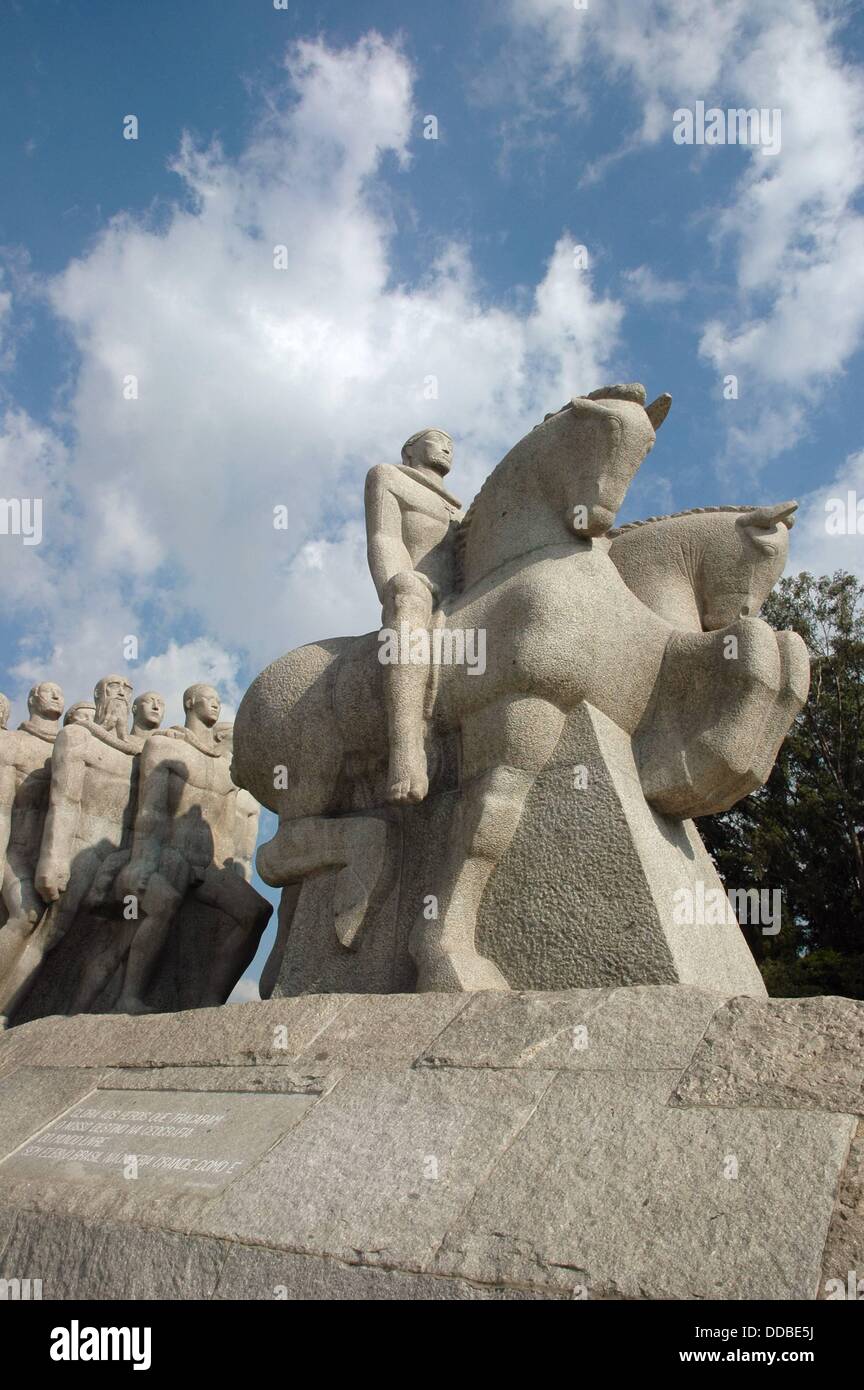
left=699, top=571, right=864, bottom=998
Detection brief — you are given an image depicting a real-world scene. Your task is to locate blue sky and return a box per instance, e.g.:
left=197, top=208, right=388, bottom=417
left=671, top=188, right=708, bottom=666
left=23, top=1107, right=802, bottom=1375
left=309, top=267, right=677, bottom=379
left=2, top=0, right=863, bottom=992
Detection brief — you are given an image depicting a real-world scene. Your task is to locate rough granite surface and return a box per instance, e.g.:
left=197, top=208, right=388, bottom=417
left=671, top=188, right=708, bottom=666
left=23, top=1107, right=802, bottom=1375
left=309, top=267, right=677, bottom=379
left=0, top=987, right=860, bottom=1301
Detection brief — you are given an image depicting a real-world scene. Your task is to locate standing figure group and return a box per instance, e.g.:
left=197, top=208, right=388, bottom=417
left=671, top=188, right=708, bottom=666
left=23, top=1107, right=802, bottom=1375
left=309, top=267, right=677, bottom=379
left=0, top=678, right=271, bottom=1022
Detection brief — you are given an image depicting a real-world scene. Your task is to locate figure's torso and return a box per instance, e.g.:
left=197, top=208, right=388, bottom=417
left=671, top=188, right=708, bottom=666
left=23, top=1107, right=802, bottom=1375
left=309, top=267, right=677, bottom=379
left=379, top=465, right=463, bottom=597
left=70, top=730, right=140, bottom=853
left=146, top=734, right=238, bottom=870
left=1, top=729, right=54, bottom=862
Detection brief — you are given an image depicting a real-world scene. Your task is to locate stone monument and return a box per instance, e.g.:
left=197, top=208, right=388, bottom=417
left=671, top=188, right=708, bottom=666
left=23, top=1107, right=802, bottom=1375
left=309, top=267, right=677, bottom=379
left=2, top=679, right=271, bottom=1024
left=2, top=387, right=860, bottom=1307
left=233, top=385, right=808, bottom=999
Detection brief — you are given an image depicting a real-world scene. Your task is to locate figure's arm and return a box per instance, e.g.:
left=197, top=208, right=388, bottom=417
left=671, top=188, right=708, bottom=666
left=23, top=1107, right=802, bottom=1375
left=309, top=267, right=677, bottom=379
left=35, top=728, right=85, bottom=901
left=233, top=795, right=260, bottom=880
left=0, top=760, right=15, bottom=880
left=123, top=747, right=174, bottom=893
left=364, top=466, right=415, bottom=605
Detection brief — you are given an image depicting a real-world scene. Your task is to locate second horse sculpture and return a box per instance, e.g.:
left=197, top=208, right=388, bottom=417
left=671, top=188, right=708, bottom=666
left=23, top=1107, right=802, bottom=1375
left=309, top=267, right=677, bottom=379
left=234, top=385, right=809, bottom=997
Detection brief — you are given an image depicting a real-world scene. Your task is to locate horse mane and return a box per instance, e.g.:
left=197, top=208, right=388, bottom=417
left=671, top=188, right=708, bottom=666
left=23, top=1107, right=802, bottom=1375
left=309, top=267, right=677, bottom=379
left=453, top=498, right=477, bottom=591
left=453, top=444, right=529, bottom=592
left=454, top=495, right=760, bottom=591
left=607, top=505, right=758, bottom=538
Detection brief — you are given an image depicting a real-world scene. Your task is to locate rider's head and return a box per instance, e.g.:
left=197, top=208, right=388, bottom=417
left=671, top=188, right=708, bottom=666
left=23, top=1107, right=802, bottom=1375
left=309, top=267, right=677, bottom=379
left=401, top=429, right=453, bottom=477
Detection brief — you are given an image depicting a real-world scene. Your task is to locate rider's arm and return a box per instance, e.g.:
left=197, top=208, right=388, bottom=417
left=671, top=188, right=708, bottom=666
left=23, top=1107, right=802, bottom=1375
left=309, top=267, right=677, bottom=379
left=365, top=465, right=414, bottom=604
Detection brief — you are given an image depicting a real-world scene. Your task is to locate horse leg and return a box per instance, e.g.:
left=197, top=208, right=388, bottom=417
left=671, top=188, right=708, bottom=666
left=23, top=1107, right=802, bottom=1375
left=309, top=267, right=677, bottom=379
left=259, top=882, right=301, bottom=999
left=411, top=696, right=565, bottom=992
left=750, top=628, right=810, bottom=783
left=636, top=617, right=809, bottom=818
left=257, top=813, right=388, bottom=950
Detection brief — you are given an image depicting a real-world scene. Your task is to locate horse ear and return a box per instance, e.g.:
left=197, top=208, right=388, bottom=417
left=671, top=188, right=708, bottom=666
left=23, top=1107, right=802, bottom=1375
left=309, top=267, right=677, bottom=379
left=740, top=500, right=799, bottom=531
left=645, top=393, right=672, bottom=430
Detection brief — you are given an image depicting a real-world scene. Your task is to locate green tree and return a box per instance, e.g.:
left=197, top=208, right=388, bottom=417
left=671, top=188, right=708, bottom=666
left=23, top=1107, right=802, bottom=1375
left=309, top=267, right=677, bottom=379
left=699, top=571, right=864, bottom=998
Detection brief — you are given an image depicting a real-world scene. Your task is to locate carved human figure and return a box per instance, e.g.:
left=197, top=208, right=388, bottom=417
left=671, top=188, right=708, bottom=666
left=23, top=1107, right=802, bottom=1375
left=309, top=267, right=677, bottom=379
left=102, top=686, right=269, bottom=1014
left=0, top=676, right=143, bottom=1013
left=64, top=701, right=96, bottom=727
left=131, top=691, right=165, bottom=741
left=0, top=682, right=65, bottom=1012
left=365, top=428, right=463, bottom=804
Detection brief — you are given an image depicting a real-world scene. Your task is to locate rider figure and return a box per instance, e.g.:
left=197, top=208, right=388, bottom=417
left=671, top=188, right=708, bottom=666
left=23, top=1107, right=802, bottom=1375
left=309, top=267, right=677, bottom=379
left=365, top=428, right=463, bottom=803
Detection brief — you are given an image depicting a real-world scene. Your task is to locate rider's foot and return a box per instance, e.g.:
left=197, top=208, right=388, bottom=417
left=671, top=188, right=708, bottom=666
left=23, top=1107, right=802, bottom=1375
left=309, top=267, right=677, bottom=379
left=386, top=738, right=429, bottom=805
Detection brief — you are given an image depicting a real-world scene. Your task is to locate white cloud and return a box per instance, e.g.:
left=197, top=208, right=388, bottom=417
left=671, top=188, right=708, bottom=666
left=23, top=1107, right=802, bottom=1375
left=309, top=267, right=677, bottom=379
left=1, top=32, right=622, bottom=715
left=787, top=448, right=864, bottom=581
left=507, top=0, right=864, bottom=469
left=0, top=408, right=73, bottom=612
left=621, top=265, right=685, bottom=305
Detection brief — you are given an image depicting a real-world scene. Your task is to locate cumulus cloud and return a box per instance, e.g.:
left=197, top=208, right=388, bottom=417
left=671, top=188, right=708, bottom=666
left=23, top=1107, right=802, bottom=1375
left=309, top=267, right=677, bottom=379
left=2, top=31, right=623, bottom=715
left=621, top=266, right=686, bottom=305
left=0, top=408, right=73, bottom=612
left=787, top=448, right=864, bottom=582
left=507, top=0, right=864, bottom=469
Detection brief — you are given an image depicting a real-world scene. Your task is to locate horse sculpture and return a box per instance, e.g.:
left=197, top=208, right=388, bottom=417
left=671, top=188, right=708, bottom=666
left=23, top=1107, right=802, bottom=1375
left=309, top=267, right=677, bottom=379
left=234, top=387, right=809, bottom=994
left=608, top=502, right=798, bottom=632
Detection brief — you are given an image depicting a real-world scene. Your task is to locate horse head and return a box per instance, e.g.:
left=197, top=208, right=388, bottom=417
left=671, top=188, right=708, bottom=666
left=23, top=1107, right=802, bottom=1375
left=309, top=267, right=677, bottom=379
left=699, top=501, right=797, bottom=630
left=457, top=383, right=670, bottom=591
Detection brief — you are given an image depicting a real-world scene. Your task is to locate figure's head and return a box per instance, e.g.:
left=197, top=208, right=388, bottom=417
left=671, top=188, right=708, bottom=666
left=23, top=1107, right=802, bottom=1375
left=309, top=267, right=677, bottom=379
left=93, top=674, right=133, bottom=733
left=132, top=691, right=165, bottom=730
left=0, top=693, right=10, bottom=730
left=28, top=681, right=65, bottom=721
left=401, top=429, right=453, bottom=477
left=700, top=502, right=798, bottom=631
left=183, top=683, right=221, bottom=728
left=559, top=385, right=670, bottom=539
left=64, top=700, right=96, bottom=727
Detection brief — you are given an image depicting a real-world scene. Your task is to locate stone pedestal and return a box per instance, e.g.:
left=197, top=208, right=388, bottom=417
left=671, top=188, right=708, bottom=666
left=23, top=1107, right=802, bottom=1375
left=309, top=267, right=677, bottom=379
left=0, top=988, right=860, bottom=1300
left=266, top=703, right=766, bottom=1000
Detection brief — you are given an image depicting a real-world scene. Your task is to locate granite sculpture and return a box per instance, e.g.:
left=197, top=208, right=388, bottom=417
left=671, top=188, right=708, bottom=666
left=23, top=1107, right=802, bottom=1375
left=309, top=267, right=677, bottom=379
left=104, top=687, right=271, bottom=1015
left=63, top=700, right=96, bottom=727
left=0, top=678, right=270, bottom=1022
left=234, top=385, right=810, bottom=998
left=0, top=682, right=65, bottom=1013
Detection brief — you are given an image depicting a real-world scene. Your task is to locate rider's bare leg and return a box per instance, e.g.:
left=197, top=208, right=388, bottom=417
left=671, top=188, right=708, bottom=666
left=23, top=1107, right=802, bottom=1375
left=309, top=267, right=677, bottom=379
left=381, top=578, right=433, bottom=804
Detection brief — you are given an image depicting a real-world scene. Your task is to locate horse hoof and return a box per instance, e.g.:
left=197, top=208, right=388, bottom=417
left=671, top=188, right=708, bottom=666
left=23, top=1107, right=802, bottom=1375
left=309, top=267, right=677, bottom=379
left=415, top=950, right=510, bottom=993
